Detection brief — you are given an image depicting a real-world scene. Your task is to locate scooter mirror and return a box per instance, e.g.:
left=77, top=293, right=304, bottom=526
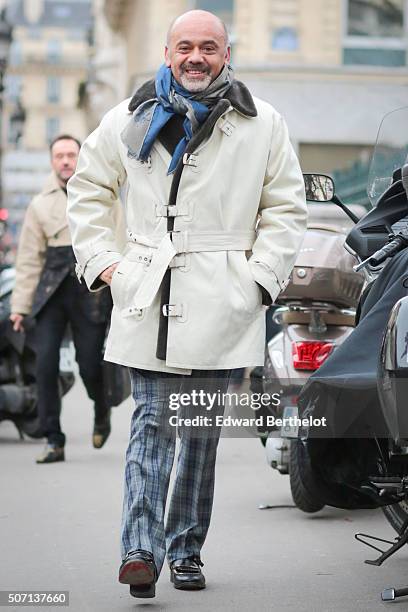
left=303, top=174, right=334, bottom=202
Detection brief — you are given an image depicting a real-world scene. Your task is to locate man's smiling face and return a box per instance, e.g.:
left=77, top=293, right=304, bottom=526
left=165, top=10, right=230, bottom=93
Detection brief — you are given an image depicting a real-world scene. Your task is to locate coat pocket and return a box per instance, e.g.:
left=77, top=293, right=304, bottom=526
left=110, top=250, right=150, bottom=317
left=110, top=259, right=127, bottom=310
left=238, top=252, right=262, bottom=313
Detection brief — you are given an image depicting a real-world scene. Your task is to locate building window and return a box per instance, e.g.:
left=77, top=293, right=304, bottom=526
left=343, top=0, right=407, bottom=66
left=347, top=0, right=403, bottom=37
left=46, top=117, right=60, bottom=143
left=47, top=76, right=60, bottom=104
left=271, top=27, right=299, bottom=51
left=47, top=39, right=61, bottom=64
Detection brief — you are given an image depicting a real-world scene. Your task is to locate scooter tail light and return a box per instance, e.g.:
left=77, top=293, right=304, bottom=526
left=292, top=341, right=334, bottom=371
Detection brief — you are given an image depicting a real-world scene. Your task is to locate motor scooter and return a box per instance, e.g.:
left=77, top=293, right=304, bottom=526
left=258, top=195, right=365, bottom=511
left=291, top=107, right=408, bottom=601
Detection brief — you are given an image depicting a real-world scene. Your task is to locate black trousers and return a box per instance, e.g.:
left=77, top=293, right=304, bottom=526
left=34, top=274, right=109, bottom=447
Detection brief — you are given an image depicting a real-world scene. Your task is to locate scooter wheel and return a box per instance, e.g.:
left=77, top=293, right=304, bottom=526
left=382, top=502, right=408, bottom=534
left=289, top=439, right=325, bottom=513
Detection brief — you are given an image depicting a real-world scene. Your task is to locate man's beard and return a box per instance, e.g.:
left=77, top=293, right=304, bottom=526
left=179, top=63, right=212, bottom=92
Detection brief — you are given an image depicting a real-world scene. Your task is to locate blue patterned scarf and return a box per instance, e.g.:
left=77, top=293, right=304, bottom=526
left=121, top=63, right=234, bottom=174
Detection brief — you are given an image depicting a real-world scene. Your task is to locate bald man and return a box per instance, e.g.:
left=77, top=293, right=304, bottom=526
left=67, top=9, right=307, bottom=599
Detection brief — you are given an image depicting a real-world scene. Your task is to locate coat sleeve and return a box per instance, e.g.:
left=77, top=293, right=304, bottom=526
left=248, top=112, right=308, bottom=303
left=10, top=200, right=46, bottom=315
left=67, top=105, right=127, bottom=292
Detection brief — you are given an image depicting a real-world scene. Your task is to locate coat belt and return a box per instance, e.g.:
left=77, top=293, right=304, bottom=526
left=124, top=229, right=256, bottom=311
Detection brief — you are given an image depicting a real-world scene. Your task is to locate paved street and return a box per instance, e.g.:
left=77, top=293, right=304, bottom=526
left=1, top=379, right=407, bottom=612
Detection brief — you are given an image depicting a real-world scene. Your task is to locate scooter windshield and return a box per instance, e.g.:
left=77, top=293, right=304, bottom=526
left=367, top=106, right=408, bottom=207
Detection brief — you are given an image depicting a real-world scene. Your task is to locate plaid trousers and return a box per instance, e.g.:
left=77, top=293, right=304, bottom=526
left=121, top=368, right=231, bottom=575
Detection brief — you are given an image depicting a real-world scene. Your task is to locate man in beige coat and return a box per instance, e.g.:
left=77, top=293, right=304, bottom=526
left=10, top=135, right=113, bottom=463
left=67, top=10, right=307, bottom=599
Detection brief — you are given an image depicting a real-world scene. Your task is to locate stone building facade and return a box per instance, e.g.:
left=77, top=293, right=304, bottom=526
left=3, top=0, right=92, bottom=228
left=94, top=0, right=408, bottom=193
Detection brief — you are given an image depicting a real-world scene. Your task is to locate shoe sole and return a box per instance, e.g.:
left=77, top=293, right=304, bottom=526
left=171, top=574, right=206, bottom=590
left=172, top=581, right=206, bottom=590
left=119, top=560, right=155, bottom=586
left=36, top=455, right=65, bottom=464
left=130, top=584, right=155, bottom=599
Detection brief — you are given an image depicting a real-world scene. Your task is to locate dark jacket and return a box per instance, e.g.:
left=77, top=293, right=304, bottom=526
left=31, top=245, right=112, bottom=323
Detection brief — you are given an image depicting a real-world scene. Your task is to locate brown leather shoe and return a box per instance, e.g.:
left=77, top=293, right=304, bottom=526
left=36, top=444, right=65, bottom=464
left=119, top=550, right=157, bottom=598
left=170, top=556, right=205, bottom=590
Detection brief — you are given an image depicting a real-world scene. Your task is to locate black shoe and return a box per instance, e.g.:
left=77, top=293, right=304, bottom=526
left=92, top=408, right=111, bottom=449
left=119, top=550, right=157, bottom=599
left=170, top=556, right=205, bottom=590
left=35, top=444, right=65, bottom=464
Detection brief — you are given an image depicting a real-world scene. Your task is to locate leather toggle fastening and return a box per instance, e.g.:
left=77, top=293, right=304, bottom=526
left=156, top=204, right=178, bottom=217
left=182, top=153, right=198, bottom=167
left=219, top=119, right=235, bottom=136
left=162, top=304, right=184, bottom=317
left=155, top=203, right=190, bottom=218
left=169, top=253, right=187, bottom=268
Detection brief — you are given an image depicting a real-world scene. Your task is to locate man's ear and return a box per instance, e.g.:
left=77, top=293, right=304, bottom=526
left=164, top=46, right=171, bottom=67
left=225, top=46, right=231, bottom=64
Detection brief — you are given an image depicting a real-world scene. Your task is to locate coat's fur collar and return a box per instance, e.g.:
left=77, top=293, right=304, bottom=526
left=128, top=77, right=257, bottom=118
